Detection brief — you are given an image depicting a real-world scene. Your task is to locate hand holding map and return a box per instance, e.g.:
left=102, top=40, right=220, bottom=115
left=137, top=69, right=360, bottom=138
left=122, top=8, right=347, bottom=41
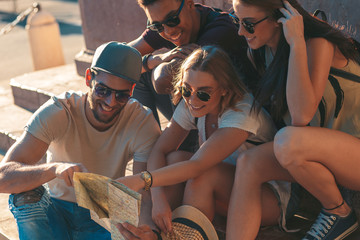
left=73, top=172, right=141, bottom=240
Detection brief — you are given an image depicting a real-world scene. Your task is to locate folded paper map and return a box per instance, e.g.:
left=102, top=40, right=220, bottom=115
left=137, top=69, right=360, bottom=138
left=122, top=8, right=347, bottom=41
left=73, top=172, right=141, bottom=240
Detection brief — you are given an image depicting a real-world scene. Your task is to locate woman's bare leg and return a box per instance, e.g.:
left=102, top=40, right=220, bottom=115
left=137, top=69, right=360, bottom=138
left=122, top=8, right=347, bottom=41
left=162, top=151, right=194, bottom=209
left=226, top=142, right=294, bottom=240
left=183, top=163, right=235, bottom=220
left=274, top=126, right=360, bottom=216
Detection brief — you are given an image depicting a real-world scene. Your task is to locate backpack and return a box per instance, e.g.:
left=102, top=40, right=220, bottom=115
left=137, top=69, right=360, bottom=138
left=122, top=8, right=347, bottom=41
left=313, top=9, right=360, bottom=127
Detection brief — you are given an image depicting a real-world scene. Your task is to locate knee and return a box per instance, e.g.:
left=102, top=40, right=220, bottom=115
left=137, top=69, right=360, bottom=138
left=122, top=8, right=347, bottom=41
left=185, top=174, right=207, bottom=194
left=153, top=79, right=172, bottom=94
left=166, top=151, right=188, bottom=165
left=185, top=167, right=218, bottom=194
left=186, top=163, right=224, bottom=192
left=152, top=72, right=172, bottom=94
left=235, top=151, right=260, bottom=181
left=274, top=126, right=305, bottom=169
left=233, top=151, right=275, bottom=187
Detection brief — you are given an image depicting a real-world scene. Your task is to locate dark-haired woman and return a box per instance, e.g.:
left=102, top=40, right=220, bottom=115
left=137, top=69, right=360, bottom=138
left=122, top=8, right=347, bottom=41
left=227, top=0, right=360, bottom=239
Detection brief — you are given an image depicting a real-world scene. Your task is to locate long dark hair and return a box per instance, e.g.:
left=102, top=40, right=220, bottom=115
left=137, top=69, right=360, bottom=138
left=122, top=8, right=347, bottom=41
left=242, top=0, right=360, bottom=122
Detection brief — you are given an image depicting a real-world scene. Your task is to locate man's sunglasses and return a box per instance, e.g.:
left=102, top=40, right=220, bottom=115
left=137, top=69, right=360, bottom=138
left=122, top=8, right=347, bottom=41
left=230, top=13, right=268, bottom=34
left=146, top=0, right=184, bottom=33
left=93, top=83, right=131, bottom=103
left=179, top=86, right=213, bottom=102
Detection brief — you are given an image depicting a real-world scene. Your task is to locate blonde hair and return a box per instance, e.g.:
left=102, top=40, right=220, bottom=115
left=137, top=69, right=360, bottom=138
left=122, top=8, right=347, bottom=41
left=172, top=46, right=248, bottom=115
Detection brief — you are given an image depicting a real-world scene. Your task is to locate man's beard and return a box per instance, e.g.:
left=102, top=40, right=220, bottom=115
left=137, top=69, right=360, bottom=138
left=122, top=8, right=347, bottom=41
left=89, top=94, right=124, bottom=124
left=91, top=105, right=122, bottom=124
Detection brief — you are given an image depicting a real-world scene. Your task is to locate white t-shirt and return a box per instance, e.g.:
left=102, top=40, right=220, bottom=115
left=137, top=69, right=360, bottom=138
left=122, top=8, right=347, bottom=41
left=173, top=94, right=277, bottom=165
left=25, top=91, right=160, bottom=202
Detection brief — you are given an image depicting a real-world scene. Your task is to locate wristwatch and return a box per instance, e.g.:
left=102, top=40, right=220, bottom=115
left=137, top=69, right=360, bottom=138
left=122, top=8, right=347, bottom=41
left=140, top=171, right=152, bottom=191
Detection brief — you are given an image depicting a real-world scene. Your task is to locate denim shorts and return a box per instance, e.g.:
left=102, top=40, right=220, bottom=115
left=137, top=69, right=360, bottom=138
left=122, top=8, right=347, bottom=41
left=8, top=186, right=111, bottom=240
left=267, top=181, right=302, bottom=232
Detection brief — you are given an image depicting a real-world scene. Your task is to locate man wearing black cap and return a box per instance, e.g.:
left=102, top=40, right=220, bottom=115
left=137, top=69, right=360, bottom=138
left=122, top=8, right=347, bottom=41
left=0, top=42, right=160, bottom=239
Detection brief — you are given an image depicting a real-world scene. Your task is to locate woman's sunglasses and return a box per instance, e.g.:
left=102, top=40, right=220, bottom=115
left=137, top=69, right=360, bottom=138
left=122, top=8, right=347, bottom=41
left=230, top=13, right=268, bottom=34
left=146, top=0, right=184, bottom=33
left=93, top=83, right=131, bottom=103
left=179, top=86, right=213, bottom=102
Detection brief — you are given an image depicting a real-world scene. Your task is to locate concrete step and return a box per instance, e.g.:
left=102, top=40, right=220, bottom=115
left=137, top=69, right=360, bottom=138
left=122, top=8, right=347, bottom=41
left=8, top=63, right=170, bottom=130
left=0, top=64, right=85, bottom=153
left=10, top=64, right=87, bottom=112
left=0, top=85, right=32, bottom=153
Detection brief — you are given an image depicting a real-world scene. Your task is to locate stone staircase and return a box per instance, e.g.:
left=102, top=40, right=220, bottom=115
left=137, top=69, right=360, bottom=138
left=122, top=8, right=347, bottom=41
left=0, top=64, right=86, bottom=239
left=0, top=64, right=87, bottom=153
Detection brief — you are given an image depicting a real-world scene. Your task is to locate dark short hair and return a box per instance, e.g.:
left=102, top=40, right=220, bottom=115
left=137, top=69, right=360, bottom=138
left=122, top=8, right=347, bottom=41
left=137, top=0, right=181, bottom=7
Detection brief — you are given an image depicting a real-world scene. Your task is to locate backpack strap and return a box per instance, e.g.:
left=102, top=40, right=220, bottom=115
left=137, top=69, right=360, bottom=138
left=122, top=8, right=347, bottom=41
left=329, top=67, right=360, bottom=83
left=313, top=9, right=328, bottom=22
left=245, top=139, right=264, bottom=146
left=327, top=75, right=344, bottom=118
left=311, top=75, right=344, bottom=127
left=317, top=97, right=326, bottom=127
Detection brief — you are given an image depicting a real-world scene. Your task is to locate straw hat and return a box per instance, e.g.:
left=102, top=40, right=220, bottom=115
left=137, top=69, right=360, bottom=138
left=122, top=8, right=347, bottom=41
left=160, top=205, right=219, bottom=240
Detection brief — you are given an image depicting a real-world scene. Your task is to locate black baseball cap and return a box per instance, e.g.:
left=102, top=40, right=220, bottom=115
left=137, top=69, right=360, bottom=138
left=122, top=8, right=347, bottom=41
left=91, top=41, right=142, bottom=83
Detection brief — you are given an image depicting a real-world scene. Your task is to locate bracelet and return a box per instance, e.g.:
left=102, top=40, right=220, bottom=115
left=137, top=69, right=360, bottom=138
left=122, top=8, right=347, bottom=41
left=323, top=199, right=345, bottom=211
left=152, top=229, right=162, bottom=240
left=142, top=54, right=152, bottom=72
left=140, top=170, right=153, bottom=191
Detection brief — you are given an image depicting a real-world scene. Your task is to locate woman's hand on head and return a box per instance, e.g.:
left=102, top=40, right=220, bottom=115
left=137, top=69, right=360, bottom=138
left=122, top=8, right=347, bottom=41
left=277, top=0, right=305, bottom=47
left=152, top=44, right=199, bottom=63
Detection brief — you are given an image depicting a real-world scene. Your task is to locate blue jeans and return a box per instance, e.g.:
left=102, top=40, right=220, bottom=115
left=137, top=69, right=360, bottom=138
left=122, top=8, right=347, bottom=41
left=8, top=187, right=110, bottom=240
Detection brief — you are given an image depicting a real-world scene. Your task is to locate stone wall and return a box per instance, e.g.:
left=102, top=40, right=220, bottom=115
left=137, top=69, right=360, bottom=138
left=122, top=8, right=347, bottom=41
left=77, top=0, right=232, bottom=53
left=298, top=0, right=359, bottom=41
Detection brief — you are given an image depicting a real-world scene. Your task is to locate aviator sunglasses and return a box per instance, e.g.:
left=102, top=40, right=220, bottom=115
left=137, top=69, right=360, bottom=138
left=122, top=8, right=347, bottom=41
left=179, top=86, right=214, bottom=102
left=146, top=0, right=185, bottom=33
left=93, top=83, right=131, bottom=103
left=230, top=13, right=268, bottom=34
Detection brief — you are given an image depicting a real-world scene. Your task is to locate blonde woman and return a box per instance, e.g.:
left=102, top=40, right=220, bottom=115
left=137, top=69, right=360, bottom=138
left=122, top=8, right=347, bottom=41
left=117, top=45, right=278, bottom=239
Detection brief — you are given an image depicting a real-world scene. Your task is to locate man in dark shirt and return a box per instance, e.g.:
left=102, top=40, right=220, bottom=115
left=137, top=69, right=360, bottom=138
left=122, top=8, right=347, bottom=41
left=129, top=0, right=246, bottom=123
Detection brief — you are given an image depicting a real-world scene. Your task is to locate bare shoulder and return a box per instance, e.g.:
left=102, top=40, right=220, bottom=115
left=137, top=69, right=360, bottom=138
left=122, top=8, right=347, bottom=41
left=305, top=37, right=335, bottom=70
left=306, top=37, right=335, bottom=53
left=306, top=37, right=348, bottom=68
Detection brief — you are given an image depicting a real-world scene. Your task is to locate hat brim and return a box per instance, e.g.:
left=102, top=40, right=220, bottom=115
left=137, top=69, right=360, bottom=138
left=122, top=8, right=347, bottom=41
left=161, top=205, right=219, bottom=240
left=92, top=67, right=138, bottom=84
